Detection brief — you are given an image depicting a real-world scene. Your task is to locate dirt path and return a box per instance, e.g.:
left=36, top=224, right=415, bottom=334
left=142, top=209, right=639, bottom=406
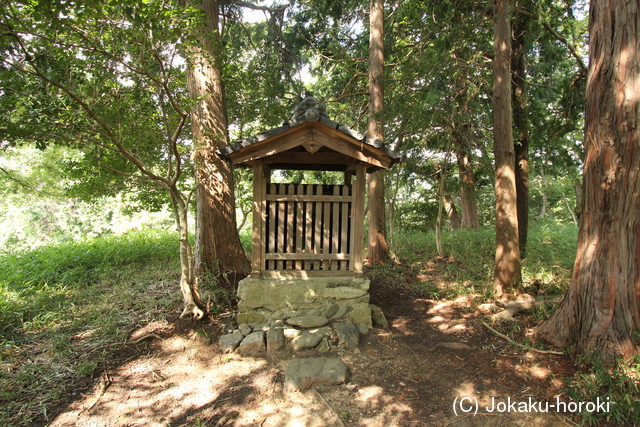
left=47, top=275, right=578, bottom=427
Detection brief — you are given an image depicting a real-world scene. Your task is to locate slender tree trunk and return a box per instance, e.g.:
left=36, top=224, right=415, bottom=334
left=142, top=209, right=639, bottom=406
left=538, top=166, right=551, bottom=219
left=573, top=178, right=582, bottom=221
left=452, top=74, right=480, bottom=230
left=169, top=189, right=205, bottom=319
left=456, top=150, right=480, bottom=229
left=366, top=0, right=390, bottom=264
left=436, top=161, right=446, bottom=256
left=537, top=0, right=640, bottom=360
left=186, top=0, right=250, bottom=283
left=492, top=0, right=521, bottom=296
left=511, top=8, right=530, bottom=258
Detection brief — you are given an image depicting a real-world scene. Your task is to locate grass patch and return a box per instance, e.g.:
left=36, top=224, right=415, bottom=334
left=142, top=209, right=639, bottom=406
left=390, top=221, right=577, bottom=300
left=0, top=230, right=184, bottom=426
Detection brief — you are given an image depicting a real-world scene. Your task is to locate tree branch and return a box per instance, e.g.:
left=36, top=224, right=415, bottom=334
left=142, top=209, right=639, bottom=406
left=514, top=7, right=587, bottom=74
left=10, top=53, right=169, bottom=187
left=230, top=0, right=293, bottom=13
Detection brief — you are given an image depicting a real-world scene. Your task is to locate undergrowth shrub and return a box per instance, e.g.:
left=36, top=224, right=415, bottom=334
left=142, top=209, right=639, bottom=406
left=565, top=353, right=640, bottom=426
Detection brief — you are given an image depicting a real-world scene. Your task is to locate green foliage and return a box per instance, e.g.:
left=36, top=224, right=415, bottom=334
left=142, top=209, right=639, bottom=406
left=566, top=353, right=640, bottom=426
left=1, top=0, right=197, bottom=206
left=391, top=221, right=577, bottom=299
left=0, top=230, right=179, bottom=339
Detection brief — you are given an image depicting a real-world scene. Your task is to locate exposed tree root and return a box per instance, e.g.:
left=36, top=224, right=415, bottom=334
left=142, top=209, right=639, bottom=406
left=482, top=321, right=564, bottom=355
left=180, top=303, right=205, bottom=320
left=82, top=371, right=112, bottom=413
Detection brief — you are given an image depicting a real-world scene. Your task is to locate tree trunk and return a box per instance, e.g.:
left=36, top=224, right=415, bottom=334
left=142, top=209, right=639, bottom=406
left=536, top=0, right=640, bottom=360
left=366, top=0, right=390, bottom=264
left=456, top=150, right=480, bottom=229
left=538, top=166, right=551, bottom=219
left=573, top=178, right=582, bottom=221
left=169, top=188, right=205, bottom=319
left=452, top=74, right=480, bottom=230
left=443, top=194, right=461, bottom=230
left=511, top=8, right=530, bottom=258
left=186, top=0, right=250, bottom=282
left=435, top=161, right=446, bottom=256
left=492, top=0, right=521, bottom=296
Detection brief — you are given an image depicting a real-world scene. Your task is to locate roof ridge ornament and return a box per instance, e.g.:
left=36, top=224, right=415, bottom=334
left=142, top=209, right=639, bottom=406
left=291, top=96, right=329, bottom=123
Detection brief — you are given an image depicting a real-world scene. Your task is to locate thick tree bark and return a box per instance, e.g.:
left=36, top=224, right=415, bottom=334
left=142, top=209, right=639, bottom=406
left=492, top=0, right=521, bottom=296
left=536, top=0, right=640, bottom=360
left=187, top=0, right=250, bottom=282
left=366, top=0, right=390, bottom=264
left=511, top=9, right=530, bottom=258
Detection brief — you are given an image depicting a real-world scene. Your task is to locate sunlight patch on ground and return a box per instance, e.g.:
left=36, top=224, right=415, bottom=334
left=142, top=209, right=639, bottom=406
left=355, top=385, right=385, bottom=403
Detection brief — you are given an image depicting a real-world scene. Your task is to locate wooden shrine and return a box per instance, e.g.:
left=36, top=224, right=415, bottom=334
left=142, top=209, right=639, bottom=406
left=220, top=97, right=399, bottom=281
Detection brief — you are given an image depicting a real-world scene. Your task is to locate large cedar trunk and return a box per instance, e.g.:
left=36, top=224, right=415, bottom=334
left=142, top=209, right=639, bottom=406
left=536, top=0, right=640, bottom=360
left=492, top=0, right=521, bottom=295
left=511, top=9, right=530, bottom=258
left=187, top=0, right=250, bottom=281
left=366, top=0, right=390, bottom=264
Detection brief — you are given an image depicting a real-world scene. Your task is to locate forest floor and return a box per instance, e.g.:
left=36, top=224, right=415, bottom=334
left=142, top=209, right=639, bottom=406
left=45, top=259, right=586, bottom=427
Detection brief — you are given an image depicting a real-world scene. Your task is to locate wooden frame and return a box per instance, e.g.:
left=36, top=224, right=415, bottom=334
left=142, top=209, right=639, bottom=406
left=250, top=176, right=360, bottom=277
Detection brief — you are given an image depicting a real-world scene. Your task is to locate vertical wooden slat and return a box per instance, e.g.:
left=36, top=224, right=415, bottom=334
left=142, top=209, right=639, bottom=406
left=341, top=185, right=350, bottom=271
left=262, top=167, right=271, bottom=272
left=331, top=185, right=340, bottom=270
left=296, top=184, right=304, bottom=270
left=352, top=164, right=366, bottom=276
left=268, top=183, right=276, bottom=270
left=305, top=185, right=313, bottom=270
left=286, top=184, right=295, bottom=270
left=323, top=187, right=331, bottom=270
left=314, top=185, right=323, bottom=270
left=277, top=183, right=285, bottom=270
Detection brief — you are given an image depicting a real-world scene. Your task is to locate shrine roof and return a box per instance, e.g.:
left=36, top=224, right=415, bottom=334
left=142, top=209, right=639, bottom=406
left=218, top=97, right=400, bottom=171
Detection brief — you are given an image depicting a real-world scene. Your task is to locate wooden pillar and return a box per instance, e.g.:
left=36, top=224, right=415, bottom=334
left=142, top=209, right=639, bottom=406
left=251, top=161, right=266, bottom=278
left=351, top=163, right=367, bottom=277
left=344, top=170, right=353, bottom=186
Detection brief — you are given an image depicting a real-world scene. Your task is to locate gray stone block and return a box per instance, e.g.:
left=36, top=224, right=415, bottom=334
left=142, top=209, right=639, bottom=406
left=267, top=326, right=285, bottom=354
left=316, top=337, right=331, bottom=353
left=286, top=315, right=328, bottom=328
left=219, top=331, right=244, bottom=353
left=238, top=323, right=252, bottom=336
left=284, top=358, right=348, bottom=391
left=370, top=304, right=389, bottom=328
left=322, top=303, right=339, bottom=318
left=335, top=323, right=359, bottom=349
left=236, top=331, right=266, bottom=356
left=291, top=327, right=332, bottom=351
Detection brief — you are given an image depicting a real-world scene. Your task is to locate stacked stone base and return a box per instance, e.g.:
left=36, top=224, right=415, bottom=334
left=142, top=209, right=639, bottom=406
left=236, top=276, right=372, bottom=326
left=219, top=314, right=367, bottom=356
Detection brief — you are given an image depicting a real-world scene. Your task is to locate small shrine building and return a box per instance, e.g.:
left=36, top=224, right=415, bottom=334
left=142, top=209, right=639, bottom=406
left=220, top=97, right=399, bottom=325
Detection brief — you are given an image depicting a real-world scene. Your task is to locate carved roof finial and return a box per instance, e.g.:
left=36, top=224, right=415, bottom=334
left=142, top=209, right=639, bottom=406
left=291, top=96, right=329, bottom=123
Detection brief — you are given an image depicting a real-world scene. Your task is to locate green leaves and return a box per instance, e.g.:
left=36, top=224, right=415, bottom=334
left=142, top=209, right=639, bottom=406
left=1, top=0, right=197, bottom=209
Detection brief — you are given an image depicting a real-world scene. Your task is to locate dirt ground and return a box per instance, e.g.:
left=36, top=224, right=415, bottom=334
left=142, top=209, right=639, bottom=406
left=47, top=267, right=581, bottom=427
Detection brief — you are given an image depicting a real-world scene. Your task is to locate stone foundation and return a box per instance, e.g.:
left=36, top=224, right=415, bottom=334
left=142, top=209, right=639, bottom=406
left=236, top=276, right=372, bottom=326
